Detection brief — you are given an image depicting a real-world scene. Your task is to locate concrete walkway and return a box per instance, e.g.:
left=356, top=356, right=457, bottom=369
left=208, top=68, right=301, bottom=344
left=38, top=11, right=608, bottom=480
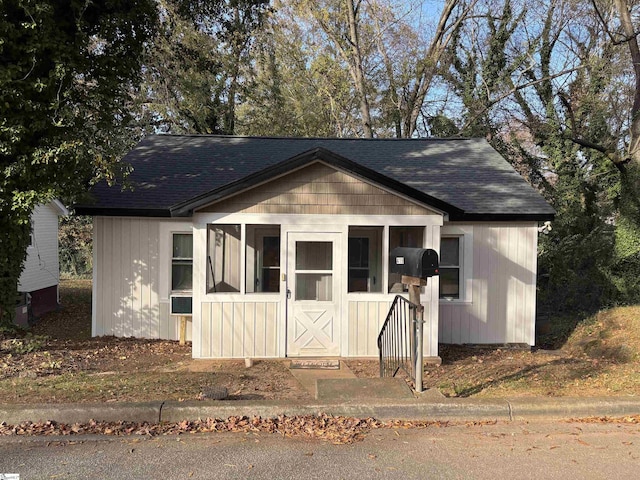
left=288, top=361, right=357, bottom=398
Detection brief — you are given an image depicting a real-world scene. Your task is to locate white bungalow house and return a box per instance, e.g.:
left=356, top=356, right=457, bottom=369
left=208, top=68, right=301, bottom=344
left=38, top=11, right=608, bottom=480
left=75, top=136, right=554, bottom=360
left=15, top=200, right=69, bottom=326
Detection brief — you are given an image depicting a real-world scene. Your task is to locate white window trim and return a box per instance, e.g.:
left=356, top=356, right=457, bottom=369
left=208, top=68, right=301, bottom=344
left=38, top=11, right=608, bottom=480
left=159, top=221, right=194, bottom=302
left=439, top=225, right=473, bottom=304
left=171, top=232, right=194, bottom=294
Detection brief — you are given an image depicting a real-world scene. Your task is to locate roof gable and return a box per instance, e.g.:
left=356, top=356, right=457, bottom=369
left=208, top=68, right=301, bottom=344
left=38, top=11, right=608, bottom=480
left=197, top=160, right=442, bottom=216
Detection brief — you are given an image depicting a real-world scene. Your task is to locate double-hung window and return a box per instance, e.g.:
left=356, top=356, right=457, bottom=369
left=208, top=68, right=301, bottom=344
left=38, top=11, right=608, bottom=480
left=171, top=233, right=193, bottom=291
left=439, top=236, right=461, bottom=299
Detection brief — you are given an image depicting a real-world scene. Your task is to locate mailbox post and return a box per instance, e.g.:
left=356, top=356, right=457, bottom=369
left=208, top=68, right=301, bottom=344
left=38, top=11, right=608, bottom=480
left=389, top=248, right=439, bottom=393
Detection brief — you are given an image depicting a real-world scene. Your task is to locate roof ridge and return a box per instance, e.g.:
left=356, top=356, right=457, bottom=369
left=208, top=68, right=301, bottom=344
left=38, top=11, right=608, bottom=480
left=151, top=134, right=479, bottom=142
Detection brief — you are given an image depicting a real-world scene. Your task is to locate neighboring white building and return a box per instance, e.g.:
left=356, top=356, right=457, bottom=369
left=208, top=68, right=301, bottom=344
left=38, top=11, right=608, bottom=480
left=76, top=136, right=555, bottom=360
left=15, top=200, right=69, bottom=326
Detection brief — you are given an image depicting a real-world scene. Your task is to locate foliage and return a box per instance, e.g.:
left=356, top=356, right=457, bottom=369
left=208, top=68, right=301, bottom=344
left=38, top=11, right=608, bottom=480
left=1, top=334, right=49, bottom=355
left=0, top=0, right=157, bottom=327
left=140, top=0, right=270, bottom=134
left=238, top=0, right=469, bottom=138
left=59, top=216, right=93, bottom=278
left=431, top=0, right=640, bottom=315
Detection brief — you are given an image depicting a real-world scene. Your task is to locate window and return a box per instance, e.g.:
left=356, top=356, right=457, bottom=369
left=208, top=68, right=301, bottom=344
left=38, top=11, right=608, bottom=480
left=295, top=241, right=333, bottom=301
left=440, top=237, right=461, bottom=299
left=348, top=227, right=382, bottom=293
left=207, top=224, right=241, bottom=293
left=172, top=233, right=193, bottom=291
left=388, top=226, right=424, bottom=293
left=246, top=225, right=280, bottom=293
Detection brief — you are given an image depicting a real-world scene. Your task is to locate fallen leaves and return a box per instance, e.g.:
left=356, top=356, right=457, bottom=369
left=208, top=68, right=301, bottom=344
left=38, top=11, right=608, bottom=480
left=0, top=414, right=452, bottom=444
left=566, top=415, right=640, bottom=424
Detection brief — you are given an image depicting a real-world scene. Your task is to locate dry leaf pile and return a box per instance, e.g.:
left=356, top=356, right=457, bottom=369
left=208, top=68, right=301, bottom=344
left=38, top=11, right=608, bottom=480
left=0, top=414, right=451, bottom=444
left=566, top=415, right=640, bottom=424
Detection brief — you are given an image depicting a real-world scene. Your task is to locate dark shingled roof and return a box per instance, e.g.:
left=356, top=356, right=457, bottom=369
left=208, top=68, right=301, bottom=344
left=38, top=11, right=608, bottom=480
left=75, top=135, right=555, bottom=221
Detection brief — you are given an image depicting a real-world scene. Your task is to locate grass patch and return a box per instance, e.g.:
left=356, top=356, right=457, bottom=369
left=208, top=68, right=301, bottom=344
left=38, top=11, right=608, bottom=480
left=6, top=278, right=640, bottom=402
left=564, top=306, right=640, bottom=363
left=0, top=372, right=218, bottom=404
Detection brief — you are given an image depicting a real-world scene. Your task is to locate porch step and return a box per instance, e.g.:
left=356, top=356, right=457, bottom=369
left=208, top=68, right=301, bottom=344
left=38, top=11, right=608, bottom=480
left=316, top=377, right=414, bottom=402
left=289, top=361, right=356, bottom=398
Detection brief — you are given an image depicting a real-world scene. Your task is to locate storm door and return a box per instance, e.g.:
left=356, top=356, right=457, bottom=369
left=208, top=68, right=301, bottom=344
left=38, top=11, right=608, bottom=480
left=286, top=232, right=341, bottom=356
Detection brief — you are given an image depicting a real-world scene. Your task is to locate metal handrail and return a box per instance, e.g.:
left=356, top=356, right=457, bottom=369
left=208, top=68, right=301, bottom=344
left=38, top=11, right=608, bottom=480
left=377, top=295, right=419, bottom=382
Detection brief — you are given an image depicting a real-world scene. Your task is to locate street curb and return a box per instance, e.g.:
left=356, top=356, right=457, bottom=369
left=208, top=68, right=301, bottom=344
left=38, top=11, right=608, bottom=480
left=2, top=397, right=640, bottom=425
left=159, top=398, right=512, bottom=422
left=508, top=397, right=640, bottom=420
left=0, top=402, right=162, bottom=425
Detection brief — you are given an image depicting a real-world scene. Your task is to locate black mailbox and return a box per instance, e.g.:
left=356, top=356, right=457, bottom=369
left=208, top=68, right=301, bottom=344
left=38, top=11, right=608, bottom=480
left=389, top=247, right=439, bottom=279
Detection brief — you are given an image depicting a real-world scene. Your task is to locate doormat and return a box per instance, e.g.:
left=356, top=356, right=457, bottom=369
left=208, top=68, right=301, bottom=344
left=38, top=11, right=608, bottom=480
left=290, top=359, right=340, bottom=370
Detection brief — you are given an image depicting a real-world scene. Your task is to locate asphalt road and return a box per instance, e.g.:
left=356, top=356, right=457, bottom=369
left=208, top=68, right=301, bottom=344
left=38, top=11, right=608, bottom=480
left=1, top=420, right=639, bottom=479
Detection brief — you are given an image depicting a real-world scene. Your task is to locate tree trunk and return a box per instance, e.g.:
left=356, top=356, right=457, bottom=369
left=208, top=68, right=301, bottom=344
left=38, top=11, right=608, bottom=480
left=402, top=0, right=460, bottom=137
left=345, top=0, right=374, bottom=138
left=614, top=0, right=640, bottom=165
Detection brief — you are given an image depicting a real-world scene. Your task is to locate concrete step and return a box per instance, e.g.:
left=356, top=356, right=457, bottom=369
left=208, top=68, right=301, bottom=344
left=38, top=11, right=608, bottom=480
left=316, top=377, right=414, bottom=402
left=289, top=361, right=356, bottom=398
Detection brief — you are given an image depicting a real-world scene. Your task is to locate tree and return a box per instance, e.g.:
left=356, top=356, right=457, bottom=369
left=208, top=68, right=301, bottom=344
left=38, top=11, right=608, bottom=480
left=140, top=0, right=270, bottom=134
left=0, top=0, right=157, bottom=327
left=237, top=2, right=363, bottom=137
left=588, top=0, right=640, bottom=297
left=59, top=216, right=93, bottom=278
left=428, top=0, right=638, bottom=311
left=239, top=0, right=473, bottom=138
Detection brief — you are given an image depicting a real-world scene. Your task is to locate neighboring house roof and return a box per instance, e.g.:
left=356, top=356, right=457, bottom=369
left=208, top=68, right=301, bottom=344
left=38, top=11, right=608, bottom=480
left=74, top=135, right=555, bottom=221
left=51, top=199, right=70, bottom=216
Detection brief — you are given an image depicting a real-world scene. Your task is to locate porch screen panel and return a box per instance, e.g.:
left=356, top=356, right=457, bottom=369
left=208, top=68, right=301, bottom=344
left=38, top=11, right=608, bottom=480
left=348, top=227, right=382, bottom=293
left=388, top=226, right=424, bottom=293
left=207, top=225, right=241, bottom=293
left=246, top=225, right=281, bottom=293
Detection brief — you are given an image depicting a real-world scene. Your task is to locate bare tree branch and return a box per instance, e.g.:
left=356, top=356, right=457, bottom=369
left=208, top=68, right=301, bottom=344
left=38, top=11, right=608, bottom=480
left=460, top=65, right=585, bottom=132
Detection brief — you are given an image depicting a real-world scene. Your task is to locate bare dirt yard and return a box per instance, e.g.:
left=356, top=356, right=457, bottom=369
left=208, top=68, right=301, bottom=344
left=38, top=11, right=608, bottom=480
left=2, top=279, right=640, bottom=404
left=0, top=279, right=309, bottom=404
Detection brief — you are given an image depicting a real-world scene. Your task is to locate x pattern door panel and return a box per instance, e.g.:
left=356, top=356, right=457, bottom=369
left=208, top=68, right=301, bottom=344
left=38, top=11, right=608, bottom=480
left=287, top=233, right=341, bottom=356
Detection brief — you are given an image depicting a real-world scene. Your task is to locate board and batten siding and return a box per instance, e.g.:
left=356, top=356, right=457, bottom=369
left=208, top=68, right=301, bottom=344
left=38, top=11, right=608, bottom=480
left=92, top=216, right=192, bottom=341
left=18, top=203, right=62, bottom=293
left=199, top=301, right=279, bottom=358
left=347, top=300, right=391, bottom=356
left=439, top=223, right=538, bottom=346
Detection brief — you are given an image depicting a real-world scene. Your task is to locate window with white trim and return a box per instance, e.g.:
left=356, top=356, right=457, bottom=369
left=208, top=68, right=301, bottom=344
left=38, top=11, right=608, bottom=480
left=439, top=225, right=473, bottom=303
left=439, top=236, right=461, bottom=299
left=171, top=233, right=193, bottom=291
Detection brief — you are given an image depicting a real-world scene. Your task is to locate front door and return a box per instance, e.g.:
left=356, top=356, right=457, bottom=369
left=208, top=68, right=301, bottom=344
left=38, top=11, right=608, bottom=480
left=286, top=232, right=341, bottom=356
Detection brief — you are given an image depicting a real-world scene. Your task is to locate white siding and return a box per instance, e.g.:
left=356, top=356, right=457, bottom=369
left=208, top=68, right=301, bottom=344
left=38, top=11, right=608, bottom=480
left=347, top=300, right=391, bottom=356
left=18, top=203, right=61, bottom=293
left=439, top=222, right=538, bottom=346
left=198, top=301, right=279, bottom=358
left=93, top=217, right=192, bottom=341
